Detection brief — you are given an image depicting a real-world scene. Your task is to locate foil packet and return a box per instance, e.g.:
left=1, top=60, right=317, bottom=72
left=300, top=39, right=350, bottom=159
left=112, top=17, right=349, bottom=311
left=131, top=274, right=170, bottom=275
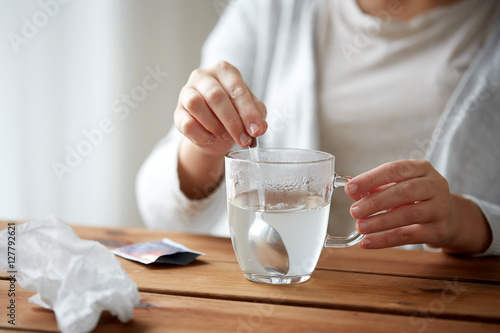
left=112, top=238, right=205, bottom=265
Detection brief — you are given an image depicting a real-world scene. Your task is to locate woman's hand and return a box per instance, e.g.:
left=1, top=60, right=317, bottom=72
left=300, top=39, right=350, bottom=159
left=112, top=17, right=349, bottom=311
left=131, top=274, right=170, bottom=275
left=174, top=60, right=267, bottom=158
left=175, top=61, right=267, bottom=199
left=345, top=159, right=492, bottom=254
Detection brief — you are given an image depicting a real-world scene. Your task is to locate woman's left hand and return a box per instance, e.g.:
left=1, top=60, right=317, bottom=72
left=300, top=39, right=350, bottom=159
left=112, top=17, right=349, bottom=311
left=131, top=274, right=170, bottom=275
left=345, top=159, right=459, bottom=250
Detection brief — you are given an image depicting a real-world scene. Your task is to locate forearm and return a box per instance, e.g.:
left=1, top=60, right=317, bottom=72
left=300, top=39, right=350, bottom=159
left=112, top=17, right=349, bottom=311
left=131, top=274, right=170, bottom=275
left=441, top=194, right=493, bottom=255
left=178, top=138, right=225, bottom=200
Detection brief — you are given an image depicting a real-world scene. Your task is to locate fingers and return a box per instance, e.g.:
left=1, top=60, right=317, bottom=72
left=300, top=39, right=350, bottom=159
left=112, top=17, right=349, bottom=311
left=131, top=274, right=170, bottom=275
left=359, top=219, right=452, bottom=249
left=181, top=88, right=229, bottom=140
left=356, top=200, right=434, bottom=235
left=346, top=160, right=455, bottom=250
left=350, top=177, right=434, bottom=219
left=178, top=61, right=267, bottom=148
left=174, top=107, right=216, bottom=146
left=346, top=160, right=433, bottom=201
left=214, top=61, right=267, bottom=138
left=360, top=224, right=427, bottom=249
left=190, top=69, right=252, bottom=146
left=250, top=92, right=268, bottom=123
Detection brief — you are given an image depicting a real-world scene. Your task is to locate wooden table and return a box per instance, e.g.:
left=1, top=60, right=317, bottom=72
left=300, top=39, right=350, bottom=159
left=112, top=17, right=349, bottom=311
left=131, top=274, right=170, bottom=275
left=1, top=221, right=500, bottom=332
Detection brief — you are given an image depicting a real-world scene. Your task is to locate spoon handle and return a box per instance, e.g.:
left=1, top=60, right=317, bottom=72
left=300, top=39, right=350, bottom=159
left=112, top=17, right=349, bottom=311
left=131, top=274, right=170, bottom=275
left=249, top=137, right=266, bottom=210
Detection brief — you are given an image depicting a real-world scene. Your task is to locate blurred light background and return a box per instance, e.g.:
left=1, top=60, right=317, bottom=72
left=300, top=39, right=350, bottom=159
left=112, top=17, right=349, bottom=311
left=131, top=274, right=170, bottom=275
left=0, top=0, right=223, bottom=227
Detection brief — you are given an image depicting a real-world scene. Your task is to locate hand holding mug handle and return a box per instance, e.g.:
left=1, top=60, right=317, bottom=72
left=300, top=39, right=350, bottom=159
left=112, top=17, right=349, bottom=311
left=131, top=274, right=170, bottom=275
left=324, top=175, right=365, bottom=248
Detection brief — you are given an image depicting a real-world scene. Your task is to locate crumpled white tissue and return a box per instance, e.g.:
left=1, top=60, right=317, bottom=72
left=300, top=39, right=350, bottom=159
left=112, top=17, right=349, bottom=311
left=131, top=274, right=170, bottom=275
left=0, top=215, right=140, bottom=333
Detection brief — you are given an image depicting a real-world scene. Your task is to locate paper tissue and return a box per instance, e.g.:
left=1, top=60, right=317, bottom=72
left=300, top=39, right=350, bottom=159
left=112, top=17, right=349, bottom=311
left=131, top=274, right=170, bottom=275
left=0, top=215, right=140, bottom=333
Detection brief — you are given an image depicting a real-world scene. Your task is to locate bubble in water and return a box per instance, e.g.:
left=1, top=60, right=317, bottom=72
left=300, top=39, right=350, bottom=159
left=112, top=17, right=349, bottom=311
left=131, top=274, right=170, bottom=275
left=268, top=202, right=289, bottom=210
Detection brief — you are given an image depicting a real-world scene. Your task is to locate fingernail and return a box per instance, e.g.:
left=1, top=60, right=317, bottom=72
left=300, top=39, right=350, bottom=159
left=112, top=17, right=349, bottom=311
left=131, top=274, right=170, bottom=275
left=361, top=238, right=371, bottom=248
left=347, top=183, right=358, bottom=195
left=240, top=132, right=251, bottom=146
left=351, top=205, right=361, bottom=218
left=221, top=131, right=230, bottom=140
left=357, top=220, right=367, bottom=234
left=249, top=123, right=260, bottom=135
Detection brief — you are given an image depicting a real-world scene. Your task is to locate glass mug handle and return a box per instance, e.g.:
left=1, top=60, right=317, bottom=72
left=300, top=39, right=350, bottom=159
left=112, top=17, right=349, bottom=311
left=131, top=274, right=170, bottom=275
left=324, top=174, right=365, bottom=248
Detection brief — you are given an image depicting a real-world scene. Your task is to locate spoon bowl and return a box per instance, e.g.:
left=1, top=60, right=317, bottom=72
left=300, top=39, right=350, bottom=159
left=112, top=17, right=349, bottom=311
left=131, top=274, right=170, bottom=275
left=248, top=212, right=290, bottom=276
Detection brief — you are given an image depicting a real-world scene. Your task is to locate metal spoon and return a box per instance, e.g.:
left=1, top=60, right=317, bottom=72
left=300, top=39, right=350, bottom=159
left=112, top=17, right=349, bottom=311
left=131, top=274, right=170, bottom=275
left=248, top=213, right=290, bottom=275
left=248, top=138, right=290, bottom=275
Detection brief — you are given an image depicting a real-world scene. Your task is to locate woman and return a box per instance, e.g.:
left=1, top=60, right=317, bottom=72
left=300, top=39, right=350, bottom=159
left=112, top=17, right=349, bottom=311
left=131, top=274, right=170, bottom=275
left=136, top=0, right=500, bottom=255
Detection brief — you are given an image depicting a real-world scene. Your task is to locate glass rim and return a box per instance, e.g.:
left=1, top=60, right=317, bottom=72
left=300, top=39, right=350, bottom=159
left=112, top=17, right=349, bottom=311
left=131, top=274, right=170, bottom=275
left=225, top=148, right=335, bottom=165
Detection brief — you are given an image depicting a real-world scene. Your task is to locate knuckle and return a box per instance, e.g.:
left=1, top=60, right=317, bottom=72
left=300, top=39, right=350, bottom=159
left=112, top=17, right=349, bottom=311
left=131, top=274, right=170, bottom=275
left=421, top=177, right=434, bottom=192
left=217, top=60, right=231, bottom=69
left=414, top=159, right=431, bottom=169
left=398, top=182, right=416, bottom=201
left=377, top=214, right=393, bottom=232
left=176, top=115, right=203, bottom=142
left=364, top=172, right=377, bottom=187
left=387, top=160, right=412, bottom=181
left=207, top=121, right=224, bottom=135
left=205, top=87, right=226, bottom=105
left=179, top=117, right=197, bottom=137
left=385, top=162, right=399, bottom=182
left=396, top=227, right=411, bottom=244
left=217, top=60, right=238, bottom=73
left=183, top=91, right=203, bottom=111
left=223, top=115, right=241, bottom=129
left=369, top=196, right=383, bottom=213
left=189, top=68, right=205, bottom=81
left=365, top=172, right=377, bottom=188
left=378, top=233, right=392, bottom=248
left=412, top=159, right=435, bottom=176
left=407, top=204, right=425, bottom=223
left=228, top=85, right=248, bottom=101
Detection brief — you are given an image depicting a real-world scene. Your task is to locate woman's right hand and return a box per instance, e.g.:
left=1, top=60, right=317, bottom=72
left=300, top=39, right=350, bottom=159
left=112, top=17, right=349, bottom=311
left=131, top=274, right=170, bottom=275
left=174, top=60, right=268, bottom=158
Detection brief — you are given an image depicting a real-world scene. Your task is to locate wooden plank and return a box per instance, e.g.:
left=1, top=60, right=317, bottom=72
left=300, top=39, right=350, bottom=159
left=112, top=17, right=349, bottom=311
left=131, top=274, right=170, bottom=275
left=3, top=221, right=500, bottom=284
left=318, top=246, right=500, bottom=284
left=123, top=260, right=500, bottom=323
left=2, top=221, right=500, bottom=290
left=48, top=223, right=500, bottom=283
left=71, top=224, right=500, bottom=284
left=1, top=281, right=499, bottom=333
left=0, top=221, right=236, bottom=264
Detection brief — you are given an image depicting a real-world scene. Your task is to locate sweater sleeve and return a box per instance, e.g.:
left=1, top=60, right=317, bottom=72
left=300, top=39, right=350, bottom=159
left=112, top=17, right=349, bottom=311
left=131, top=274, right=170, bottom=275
left=136, top=127, right=229, bottom=236
left=464, top=195, right=500, bottom=257
left=198, top=0, right=258, bottom=79
left=425, top=16, right=500, bottom=256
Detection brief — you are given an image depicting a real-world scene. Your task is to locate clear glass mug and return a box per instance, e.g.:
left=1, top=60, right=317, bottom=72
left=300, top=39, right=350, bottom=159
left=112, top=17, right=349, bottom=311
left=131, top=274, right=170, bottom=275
left=225, top=148, right=364, bottom=285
